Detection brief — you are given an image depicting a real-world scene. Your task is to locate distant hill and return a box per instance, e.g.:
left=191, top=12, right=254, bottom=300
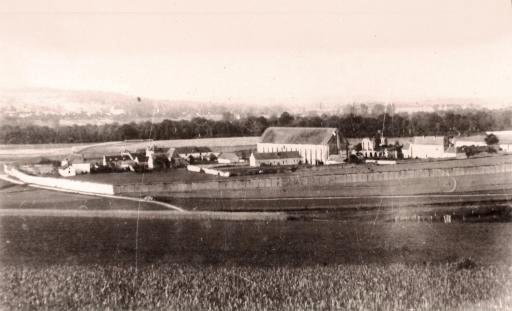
left=0, top=88, right=246, bottom=127
left=1, top=88, right=510, bottom=127
left=0, top=88, right=233, bottom=119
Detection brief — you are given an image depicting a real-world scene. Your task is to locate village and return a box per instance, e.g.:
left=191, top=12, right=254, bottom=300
left=26, top=127, right=510, bottom=181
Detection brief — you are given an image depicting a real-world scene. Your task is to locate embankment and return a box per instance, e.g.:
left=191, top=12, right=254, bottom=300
left=115, top=159, right=512, bottom=199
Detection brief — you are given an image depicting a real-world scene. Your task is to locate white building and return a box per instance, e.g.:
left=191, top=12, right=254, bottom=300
left=217, top=151, right=249, bottom=164
left=402, top=142, right=412, bottom=158
left=409, top=136, right=454, bottom=159
left=360, top=137, right=375, bottom=158
left=145, top=146, right=179, bottom=161
left=249, top=151, right=302, bottom=167
left=257, top=127, right=346, bottom=165
left=58, top=163, right=91, bottom=177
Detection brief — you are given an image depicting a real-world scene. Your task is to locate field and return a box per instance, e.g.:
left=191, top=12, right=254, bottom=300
left=1, top=216, right=512, bottom=309
left=0, top=184, right=163, bottom=211
left=76, top=136, right=259, bottom=158
left=2, top=263, right=511, bottom=310
left=2, top=140, right=512, bottom=309
left=0, top=136, right=259, bottom=163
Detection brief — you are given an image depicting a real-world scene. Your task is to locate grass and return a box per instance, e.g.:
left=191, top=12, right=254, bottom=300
left=0, top=186, right=163, bottom=210
left=1, top=216, right=512, bottom=310
left=2, top=217, right=512, bottom=266
left=1, top=263, right=511, bottom=310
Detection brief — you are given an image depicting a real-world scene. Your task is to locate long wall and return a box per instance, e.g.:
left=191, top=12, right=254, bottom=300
left=115, top=161, right=512, bottom=197
left=5, top=165, right=115, bottom=195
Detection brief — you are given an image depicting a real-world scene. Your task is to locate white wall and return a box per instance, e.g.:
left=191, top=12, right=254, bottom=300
left=409, top=144, right=456, bottom=159
left=6, top=166, right=114, bottom=195
left=410, top=144, right=447, bottom=159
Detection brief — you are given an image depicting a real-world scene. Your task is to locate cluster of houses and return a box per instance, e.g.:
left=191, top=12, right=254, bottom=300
left=249, top=127, right=512, bottom=167
left=59, top=145, right=219, bottom=177
left=358, top=130, right=512, bottom=160
left=57, top=127, right=512, bottom=177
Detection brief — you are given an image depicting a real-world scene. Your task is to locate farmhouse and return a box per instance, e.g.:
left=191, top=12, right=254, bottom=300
left=249, top=151, right=302, bottom=167
left=145, top=146, right=179, bottom=160
left=360, top=136, right=401, bottom=159
left=257, top=127, right=346, bottom=165
left=58, top=163, right=91, bottom=177
left=217, top=151, right=247, bottom=164
left=176, top=146, right=214, bottom=161
left=129, top=152, right=154, bottom=169
left=408, top=136, right=454, bottom=159
left=102, top=155, right=133, bottom=168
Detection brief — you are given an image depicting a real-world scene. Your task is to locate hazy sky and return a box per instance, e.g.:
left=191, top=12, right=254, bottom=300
left=1, top=0, right=511, bottom=106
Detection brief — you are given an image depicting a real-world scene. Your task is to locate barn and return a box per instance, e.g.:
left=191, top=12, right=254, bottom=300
left=257, top=127, right=345, bottom=165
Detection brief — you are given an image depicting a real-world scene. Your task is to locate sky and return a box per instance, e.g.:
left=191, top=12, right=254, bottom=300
left=1, top=0, right=512, bottom=106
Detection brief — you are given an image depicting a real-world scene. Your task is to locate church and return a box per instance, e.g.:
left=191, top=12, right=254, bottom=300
left=256, top=127, right=346, bottom=165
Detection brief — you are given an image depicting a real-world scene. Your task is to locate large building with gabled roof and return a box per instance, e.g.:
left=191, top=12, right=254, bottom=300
left=256, top=127, right=345, bottom=165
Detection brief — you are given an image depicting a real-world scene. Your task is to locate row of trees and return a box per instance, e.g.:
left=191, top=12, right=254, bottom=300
left=1, top=108, right=511, bottom=144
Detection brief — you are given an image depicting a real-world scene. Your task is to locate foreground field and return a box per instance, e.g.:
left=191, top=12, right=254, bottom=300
left=1, top=216, right=511, bottom=310
left=1, top=263, right=511, bottom=310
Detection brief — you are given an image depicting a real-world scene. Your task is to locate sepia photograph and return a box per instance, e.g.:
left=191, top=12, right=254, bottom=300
left=1, top=0, right=512, bottom=310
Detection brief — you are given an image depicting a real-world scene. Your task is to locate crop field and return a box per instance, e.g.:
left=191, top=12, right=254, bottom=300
left=1, top=216, right=511, bottom=309
left=1, top=263, right=511, bottom=310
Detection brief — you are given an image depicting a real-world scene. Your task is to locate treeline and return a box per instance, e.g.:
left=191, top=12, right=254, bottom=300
left=1, top=109, right=512, bottom=144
